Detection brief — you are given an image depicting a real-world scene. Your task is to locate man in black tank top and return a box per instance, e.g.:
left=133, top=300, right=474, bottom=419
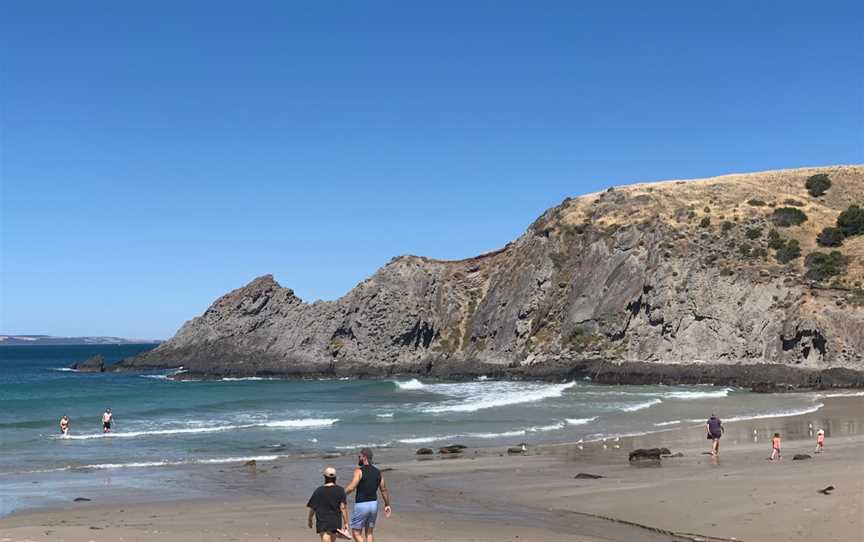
left=345, top=448, right=392, bottom=542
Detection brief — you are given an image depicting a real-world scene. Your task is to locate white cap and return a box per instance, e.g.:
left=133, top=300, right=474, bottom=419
left=323, top=466, right=337, bottom=478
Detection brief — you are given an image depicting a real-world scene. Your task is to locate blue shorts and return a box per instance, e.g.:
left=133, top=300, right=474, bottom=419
left=350, top=501, right=378, bottom=530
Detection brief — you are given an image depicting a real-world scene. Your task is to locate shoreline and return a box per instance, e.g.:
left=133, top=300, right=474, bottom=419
left=2, top=395, right=862, bottom=541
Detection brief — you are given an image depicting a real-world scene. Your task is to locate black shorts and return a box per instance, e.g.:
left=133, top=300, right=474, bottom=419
left=316, top=519, right=340, bottom=534
left=708, top=433, right=721, bottom=440
left=103, top=422, right=111, bottom=429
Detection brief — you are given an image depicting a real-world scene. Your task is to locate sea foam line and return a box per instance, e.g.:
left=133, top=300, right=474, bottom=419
left=8, top=455, right=289, bottom=475
left=50, top=419, right=339, bottom=440
left=565, top=416, right=598, bottom=426
left=619, top=398, right=663, bottom=412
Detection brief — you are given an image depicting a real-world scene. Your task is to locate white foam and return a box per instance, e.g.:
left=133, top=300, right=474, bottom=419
left=654, top=420, right=681, bottom=427
left=51, top=368, right=77, bottom=372
left=376, top=413, right=394, bottom=418
left=721, top=403, right=824, bottom=423
left=50, top=419, right=338, bottom=440
left=394, top=379, right=425, bottom=390
left=260, top=419, right=339, bottom=429
left=619, top=398, right=663, bottom=412
left=664, top=388, right=731, bottom=400
left=398, top=429, right=528, bottom=444
left=423, top=381, right=576, bottom=413
left=220, top=377, right=269, bottom=381
left=816, top=391, right=864, bottom=399
left=11, top=455, right=288, bottom=475
left=527, top=422, right=566, bottom=432
left=566, top=416, right=598, bottom=426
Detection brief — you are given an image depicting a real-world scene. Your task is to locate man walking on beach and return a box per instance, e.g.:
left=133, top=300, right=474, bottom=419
left=345, top=448, right=392, bottom=542
left=706, top=413, right=724, bottom=456
left=307, top=466, right=349, bottom=542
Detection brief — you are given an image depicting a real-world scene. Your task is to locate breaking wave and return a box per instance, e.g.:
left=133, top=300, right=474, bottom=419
left=619, top=398, right=663, bottom=412
left=423, top=381, right=576, bottom=413
left=566, top=416, right=598, bottom=426
left=393, top=379, right=426, bottom=390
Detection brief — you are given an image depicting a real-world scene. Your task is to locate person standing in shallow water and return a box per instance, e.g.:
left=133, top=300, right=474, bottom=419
left=102, top=408, right=113, bottom=433
left=59, top=415, right=70, bottom=436
left=706, top=413, right=724, bottom=456
left=345, top=448, right=392, bottom=542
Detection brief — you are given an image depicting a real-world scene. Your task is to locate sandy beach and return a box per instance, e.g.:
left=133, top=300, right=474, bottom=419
left=2, top=396, right=862, bottom=542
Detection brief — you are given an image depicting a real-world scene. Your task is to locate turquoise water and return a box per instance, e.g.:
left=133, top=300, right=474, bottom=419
left=0, top=345, right=838, bottom=515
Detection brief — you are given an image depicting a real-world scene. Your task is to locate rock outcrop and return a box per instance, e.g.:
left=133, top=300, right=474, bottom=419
left=114, top=166, right=864, bottom=387
left=71, top=355, right=106, bottom=372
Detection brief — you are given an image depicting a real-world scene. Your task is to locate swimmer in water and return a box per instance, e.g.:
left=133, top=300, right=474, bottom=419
left=59, top=415, right=70, bottom=436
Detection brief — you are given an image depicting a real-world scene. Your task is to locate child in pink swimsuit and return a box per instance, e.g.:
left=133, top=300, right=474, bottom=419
left=815, top=429, right=825, bottom=453
left=769, top=433, right=781, bottom=461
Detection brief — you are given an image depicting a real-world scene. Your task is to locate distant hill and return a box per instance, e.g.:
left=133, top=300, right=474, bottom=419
left=0, top=335, right=161, bottom=346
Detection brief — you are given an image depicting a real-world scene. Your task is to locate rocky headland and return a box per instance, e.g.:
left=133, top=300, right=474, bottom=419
left=114, top=165, right=864, bottom=389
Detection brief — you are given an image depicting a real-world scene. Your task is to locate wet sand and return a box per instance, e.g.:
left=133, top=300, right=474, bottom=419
left=2, top=396, right=862, bottom=542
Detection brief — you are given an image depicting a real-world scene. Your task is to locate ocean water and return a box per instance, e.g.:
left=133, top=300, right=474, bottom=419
left=0, top=345, right=845, bottom=515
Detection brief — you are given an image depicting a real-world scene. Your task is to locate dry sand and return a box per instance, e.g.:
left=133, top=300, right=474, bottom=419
left=2, top=396, right=862, bottom=542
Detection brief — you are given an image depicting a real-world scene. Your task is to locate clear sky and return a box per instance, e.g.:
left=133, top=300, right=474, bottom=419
left=1, top=1, right=862, bottom=339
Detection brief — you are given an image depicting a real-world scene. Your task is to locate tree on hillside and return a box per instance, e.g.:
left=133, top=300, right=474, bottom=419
left=817, top=227, right=844, bottom=247
left=772, top=207, right=808, bottom=227
left=805, top=174, right=832, bottom=197
left=837, top=204, right=864, bottom=237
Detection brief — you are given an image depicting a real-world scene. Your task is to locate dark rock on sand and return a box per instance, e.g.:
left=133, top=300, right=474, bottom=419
left=659, top=447, right=671, bottom=455
left=629, top=448, right=663, bottom=465
left=439, top=445, right=467, bottom=454
left=71, top=355, right=105, bottom=372
left=793, top=454, right=812, bottom=460
left=73, top=497, right=92, bottom=502
left=818, top=485, right=835, bottom=495
left=574, top=472, right=604, bottom=479
left=244, top=460, right=257, bottom=467
left=416, top=448, right=434, bottom=455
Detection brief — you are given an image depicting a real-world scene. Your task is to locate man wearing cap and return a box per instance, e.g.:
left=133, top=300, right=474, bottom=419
left=345, top=448, right=392, bottom=542
left=307, top=466, right=349, bottom=541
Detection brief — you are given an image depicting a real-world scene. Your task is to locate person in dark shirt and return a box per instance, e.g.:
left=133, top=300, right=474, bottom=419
left=307, top=466, right=348, bottom=541
left=706, top=413, right=724, bottom=456
left=345, top=448, right=392, bottom=542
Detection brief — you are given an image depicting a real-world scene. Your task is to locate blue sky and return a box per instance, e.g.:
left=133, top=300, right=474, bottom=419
left=1, top=1, right=862, bottom=339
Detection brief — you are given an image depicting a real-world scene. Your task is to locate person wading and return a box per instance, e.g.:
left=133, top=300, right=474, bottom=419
left=345, top=448, right=392, bottom=542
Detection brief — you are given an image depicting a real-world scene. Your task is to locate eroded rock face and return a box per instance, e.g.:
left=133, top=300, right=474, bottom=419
left=115, top=166, right=864, bottom=384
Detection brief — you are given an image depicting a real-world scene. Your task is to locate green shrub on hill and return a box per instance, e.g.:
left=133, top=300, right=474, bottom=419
left=805, top=174, right=831, bottom=197
left=745, top=226, right=763, bottom=240
left=837, top=204, right=864, bottom=237
left=721, top=221, right=734, bottom=232
left=804, top=251, right=848, bottom=281
left=772, top=207, right=808, bottom=227
left=747, top=199, right=767, bottom=207
left=783, top=199, right=804, bottom=207
left=775, top=239, right=801, bottom=264
left=767, top=229, right=784, bottom=249
left=816, top=227, right=844, bottom=247
left=699, top=217, right=711, bottom=228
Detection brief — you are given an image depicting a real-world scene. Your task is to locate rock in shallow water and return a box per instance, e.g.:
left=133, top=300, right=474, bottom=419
left=70, top=355, right=105, bottom=372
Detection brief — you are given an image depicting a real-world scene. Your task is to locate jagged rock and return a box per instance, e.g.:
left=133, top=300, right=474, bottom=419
left=71, top=355, right=105, bottom=373
left=439, top=445, right=467, bottom=454
left=659, top=447, right=671, bottom=455
left=793, top=454, right=812, bottom=460
left=574, top=472, right=604, bottom=479
left=111, top=166, right=864, bottom=383
left=244, top=460, right=257, bottom=467
left=416, top=448, right=434, bottom=455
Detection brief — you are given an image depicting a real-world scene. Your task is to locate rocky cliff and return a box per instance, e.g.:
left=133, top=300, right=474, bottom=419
left=115, top=165, right=864, bottom=387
